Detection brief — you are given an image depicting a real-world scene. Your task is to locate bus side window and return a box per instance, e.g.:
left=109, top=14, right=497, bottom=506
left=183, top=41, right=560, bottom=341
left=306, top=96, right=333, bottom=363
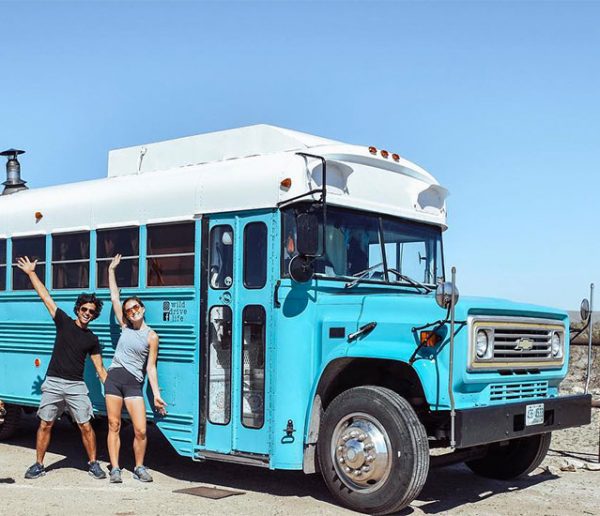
left=52, top=232, right=90, bottom=290
left=208, top=305, right=232, bottom=425
left=12, top=236, right=46, bottom=291
left=243, top=222, right=267, bottom=289
left=0, top=239, right=6, bottom=291
left=147, top=222, right=195, bottom=287
left=97, top=227, right=140, bottom=288
left=209, top=225, right=233, bottom=289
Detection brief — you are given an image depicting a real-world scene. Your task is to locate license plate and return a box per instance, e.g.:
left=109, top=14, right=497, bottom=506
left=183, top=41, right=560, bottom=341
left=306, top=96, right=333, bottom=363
left=525, top=403, right=544, bottom=426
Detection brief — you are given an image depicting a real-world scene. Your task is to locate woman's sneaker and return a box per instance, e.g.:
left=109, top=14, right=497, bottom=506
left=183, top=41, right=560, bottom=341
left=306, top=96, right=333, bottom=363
left=88, top=461, right=107, bottom=480
left=24, top=462, right=46, bottom=479
left=109, top=467, right=123, bottom=483
left=133, top=466, right=153, bottom=482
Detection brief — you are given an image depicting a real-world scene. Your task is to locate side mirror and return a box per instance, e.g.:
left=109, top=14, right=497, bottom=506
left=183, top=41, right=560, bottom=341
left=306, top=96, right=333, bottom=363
left=580, top=298, right=591, bottom=323
left=289, top=255, right=314, bottom=283
left=296, top=212, right=319, bottom=256
left=436, top=282, right=459, bottom=309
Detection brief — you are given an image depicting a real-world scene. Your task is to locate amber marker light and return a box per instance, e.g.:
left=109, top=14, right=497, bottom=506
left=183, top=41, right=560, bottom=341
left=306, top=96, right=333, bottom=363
left=381, top=150, right=389, bottom=159
left=392, top=153, right=400, bottom=162
left=280, top=178, right=292, bottom=189
left=420, top=331, right=442, bottom=347
left=368, top=146, right=377, bottom=155
left=35, top=211, right=43, bottom=221
left=34, top=358, right=41, bottom=367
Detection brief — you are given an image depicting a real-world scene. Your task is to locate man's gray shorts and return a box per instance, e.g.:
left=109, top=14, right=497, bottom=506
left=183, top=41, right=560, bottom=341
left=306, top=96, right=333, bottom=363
left=37, top=376, right=94, bottom=424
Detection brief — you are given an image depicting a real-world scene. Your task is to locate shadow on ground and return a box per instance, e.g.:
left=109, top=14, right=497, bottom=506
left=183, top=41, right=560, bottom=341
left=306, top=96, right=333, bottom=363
left=7, top=413, right=560, bottom=514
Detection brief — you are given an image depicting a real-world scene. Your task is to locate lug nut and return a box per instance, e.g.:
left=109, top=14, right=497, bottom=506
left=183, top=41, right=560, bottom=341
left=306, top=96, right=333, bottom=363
left=338, top=457, right=345, bottom=464
left=362, top=465, right=371, bottom=472
left=350, top=430, right=359, bottom=438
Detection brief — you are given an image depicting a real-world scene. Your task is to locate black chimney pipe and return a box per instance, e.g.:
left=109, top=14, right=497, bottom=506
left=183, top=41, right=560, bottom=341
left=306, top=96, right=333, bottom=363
left=1, top=149, right=28, bottom=195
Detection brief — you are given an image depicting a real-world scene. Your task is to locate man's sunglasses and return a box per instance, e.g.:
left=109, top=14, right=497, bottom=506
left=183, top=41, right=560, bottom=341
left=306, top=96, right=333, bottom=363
left=125, top=304, right=142, bottom=316
left=79, top=307, right=97, bottom=317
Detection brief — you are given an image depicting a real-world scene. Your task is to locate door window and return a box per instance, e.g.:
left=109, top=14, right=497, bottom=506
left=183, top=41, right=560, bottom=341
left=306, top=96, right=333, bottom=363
left=208, top=306, right=232, bottom=425
left=209, top=225, right=234, bottom=289
left=243, top=222, right=267, bottom=289
left=241, top=305, right=266, bottom=429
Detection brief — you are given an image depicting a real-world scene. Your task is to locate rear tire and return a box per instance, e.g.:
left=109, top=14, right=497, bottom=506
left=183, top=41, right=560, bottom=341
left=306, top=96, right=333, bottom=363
left=465, top=432, right=551, bottom=480
left=0, top=404, right=22, bottom=440
left=318, top=386, right=429, bottom=515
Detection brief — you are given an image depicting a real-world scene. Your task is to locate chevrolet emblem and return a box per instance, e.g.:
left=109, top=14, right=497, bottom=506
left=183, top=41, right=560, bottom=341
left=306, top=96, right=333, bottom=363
left=514, top=338, right=534, bottom=351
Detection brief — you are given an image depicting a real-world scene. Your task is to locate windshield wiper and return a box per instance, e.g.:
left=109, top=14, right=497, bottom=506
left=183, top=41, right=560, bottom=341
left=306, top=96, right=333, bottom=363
left=386, top=268, right=434, bottom=293
left=344, top=262, right=383, bottom=289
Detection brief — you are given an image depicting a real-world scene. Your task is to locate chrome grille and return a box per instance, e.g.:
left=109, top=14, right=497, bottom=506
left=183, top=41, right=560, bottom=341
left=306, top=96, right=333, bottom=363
left=490, top=381, right=548, bottom=402
left=492, top=328, right=552, bottom=360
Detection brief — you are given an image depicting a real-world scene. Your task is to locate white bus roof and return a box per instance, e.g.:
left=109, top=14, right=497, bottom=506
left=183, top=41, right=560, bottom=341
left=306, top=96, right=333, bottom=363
left=0, top=124, right=448, bottom=237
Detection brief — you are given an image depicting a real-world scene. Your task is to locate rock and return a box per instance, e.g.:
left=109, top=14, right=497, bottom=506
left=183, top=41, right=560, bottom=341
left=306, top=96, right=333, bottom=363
left=560, top=458, right=584, bottom=471
left=584, top=462, right=600, bottom=471
left=541, top=464, right=559, bottom=475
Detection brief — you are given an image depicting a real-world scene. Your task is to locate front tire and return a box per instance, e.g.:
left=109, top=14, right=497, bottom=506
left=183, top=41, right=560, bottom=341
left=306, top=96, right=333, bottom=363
left=465, top=432, right=551, bottom=480
left=318, top=386, right=429, bottom=515
left=0, top=404, right=22, bottom=440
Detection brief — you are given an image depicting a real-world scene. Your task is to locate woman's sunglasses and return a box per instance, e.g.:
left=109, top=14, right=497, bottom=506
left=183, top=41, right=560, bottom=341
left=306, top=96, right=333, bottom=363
left=125, top=304, right=142, bottom=316
left=79, top=307, right=97, bottom=317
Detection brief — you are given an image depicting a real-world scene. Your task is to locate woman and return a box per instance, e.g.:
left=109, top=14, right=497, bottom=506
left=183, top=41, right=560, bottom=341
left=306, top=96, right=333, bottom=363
left=104, top=254, right=167, bottom=483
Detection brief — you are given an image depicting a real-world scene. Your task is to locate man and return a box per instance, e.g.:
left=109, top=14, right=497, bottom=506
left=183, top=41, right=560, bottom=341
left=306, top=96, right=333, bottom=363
left=17, top=256, right=108, bottom=480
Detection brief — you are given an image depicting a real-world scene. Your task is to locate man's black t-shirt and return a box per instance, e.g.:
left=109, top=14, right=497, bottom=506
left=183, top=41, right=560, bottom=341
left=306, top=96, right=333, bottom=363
left=46, top=309, right=101, bottom=382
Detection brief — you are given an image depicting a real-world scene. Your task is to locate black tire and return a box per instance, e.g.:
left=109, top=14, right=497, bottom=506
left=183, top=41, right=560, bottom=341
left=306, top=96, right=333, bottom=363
left=318, top=386, right=430, bottom=515
left=0, top=404, right=22, bottom=441
left=465, top=432, right=551, bottom=480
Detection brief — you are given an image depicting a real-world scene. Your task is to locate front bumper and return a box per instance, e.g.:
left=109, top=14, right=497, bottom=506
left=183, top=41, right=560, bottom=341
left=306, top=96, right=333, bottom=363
left=454, top=394, right=592, bottom=448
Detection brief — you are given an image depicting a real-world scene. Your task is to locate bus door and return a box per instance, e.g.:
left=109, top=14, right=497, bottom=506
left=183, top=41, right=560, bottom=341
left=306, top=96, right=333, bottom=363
left=201, top=213, right=271, bottom=457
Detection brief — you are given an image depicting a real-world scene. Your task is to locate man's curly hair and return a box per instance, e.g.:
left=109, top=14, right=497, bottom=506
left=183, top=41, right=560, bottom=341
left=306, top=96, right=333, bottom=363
left=73, top=293, right=103, bottom=319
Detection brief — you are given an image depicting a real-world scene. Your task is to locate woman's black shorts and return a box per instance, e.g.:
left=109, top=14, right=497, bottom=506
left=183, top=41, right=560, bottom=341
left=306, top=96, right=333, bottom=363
left=104, top=367, right=143, bottom=399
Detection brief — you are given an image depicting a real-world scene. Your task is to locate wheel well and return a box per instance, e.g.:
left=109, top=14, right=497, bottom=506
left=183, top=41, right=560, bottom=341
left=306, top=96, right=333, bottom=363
left=317, top=358, right=428, bottom=413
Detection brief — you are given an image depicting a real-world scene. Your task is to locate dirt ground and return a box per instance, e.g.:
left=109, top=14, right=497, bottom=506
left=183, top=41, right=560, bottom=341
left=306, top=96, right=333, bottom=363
left=1, top=346, right=599, bottom=516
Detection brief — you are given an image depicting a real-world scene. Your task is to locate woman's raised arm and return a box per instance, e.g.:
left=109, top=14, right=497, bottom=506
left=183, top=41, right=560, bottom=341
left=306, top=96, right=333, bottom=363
left=108, top=254, right=125, bottom=327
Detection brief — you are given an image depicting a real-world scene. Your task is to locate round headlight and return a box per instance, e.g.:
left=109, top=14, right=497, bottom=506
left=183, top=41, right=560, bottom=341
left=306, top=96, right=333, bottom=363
left=476, top=330, right=489, bottom=358
left=551, top=332, right=562, bottom=357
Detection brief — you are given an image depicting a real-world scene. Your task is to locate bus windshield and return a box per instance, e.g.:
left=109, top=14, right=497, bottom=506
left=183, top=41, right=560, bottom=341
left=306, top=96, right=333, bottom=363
left=282, top=205, right=444, bottom=288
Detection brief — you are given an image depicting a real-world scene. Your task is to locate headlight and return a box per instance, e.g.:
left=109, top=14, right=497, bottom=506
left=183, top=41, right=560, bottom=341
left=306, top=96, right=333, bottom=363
left=551, top=332, right=562, bottom=358
left=476, top=330, right=490, bottom=358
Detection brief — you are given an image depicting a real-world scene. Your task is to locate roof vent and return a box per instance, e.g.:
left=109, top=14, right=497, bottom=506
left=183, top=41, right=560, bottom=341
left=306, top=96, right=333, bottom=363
left=1, top=148, right=28, bottom=195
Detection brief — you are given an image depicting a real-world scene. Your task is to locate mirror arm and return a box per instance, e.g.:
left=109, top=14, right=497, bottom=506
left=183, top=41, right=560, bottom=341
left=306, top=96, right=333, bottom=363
left=295, top=152, right=327, bottom=259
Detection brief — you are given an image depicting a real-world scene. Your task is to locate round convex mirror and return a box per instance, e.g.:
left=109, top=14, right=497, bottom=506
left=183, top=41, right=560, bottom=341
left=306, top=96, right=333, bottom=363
left=580, top=298, right=591, bottom=322
left=289, top=255, right=315, bottom=283
left=435, top=282, right=460, bottom=309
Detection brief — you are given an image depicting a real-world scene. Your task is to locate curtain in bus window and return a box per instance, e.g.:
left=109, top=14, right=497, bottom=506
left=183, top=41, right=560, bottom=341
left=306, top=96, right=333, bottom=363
left=0, top=239, right=6, bottom=291
left=97, top=227, right=139, bottom=288
left=208, top=306, right=232, bottom=425
left=12, top=236, right=46, bottom=291
left=147, top=222, right=195, bottom=287
left=52, top=232, right=90, bottom=289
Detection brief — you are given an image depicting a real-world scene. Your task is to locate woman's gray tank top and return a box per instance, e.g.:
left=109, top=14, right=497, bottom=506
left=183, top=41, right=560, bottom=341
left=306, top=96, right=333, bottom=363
left=109, top=325, right=152, bottom=383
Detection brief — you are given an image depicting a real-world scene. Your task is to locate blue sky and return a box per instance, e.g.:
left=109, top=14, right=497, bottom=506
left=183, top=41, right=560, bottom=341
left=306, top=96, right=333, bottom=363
left=1, top=0, right=598, bottom=310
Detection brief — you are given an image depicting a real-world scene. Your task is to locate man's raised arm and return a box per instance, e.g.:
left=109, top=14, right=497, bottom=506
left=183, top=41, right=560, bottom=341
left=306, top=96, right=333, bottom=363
left=16, top=256, right=57, bottom=318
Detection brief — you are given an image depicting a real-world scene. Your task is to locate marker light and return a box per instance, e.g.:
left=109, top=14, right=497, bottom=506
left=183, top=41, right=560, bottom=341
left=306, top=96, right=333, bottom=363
left=381, top=150, right=389, bottom=159
left=35, top=211, right=43, bottom=221
left=34, top=358, right=41, bottom=368
left=392, top=153, right=400, bottom=162
left=280, top=178, right=292, bottom=189
left=420, top=331, right=442, bottom=347
left=368, top=146, right=377, bottom=155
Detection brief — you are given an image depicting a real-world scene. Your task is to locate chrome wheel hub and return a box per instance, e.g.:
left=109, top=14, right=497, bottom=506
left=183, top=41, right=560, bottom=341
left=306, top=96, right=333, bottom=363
left=331, top=412, right=392, bottom=493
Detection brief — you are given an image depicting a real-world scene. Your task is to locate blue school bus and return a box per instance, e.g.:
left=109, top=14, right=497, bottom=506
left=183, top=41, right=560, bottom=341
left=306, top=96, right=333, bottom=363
left=0, top=126, right=591, bottom=514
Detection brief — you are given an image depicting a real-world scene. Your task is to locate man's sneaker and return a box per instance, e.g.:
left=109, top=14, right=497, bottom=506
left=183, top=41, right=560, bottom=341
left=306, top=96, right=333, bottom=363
left=24, top=462, right=46, bottom=479
left=88, top=461, right=106, bottom=480
left=133, top=465, right=153, bottom=482
left=109, top=467, right=123, bottom=484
